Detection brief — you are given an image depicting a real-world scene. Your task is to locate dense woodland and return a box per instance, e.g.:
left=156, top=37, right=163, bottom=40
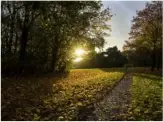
left=74, top=46, right=127, bottom=68
left=1, top=1, right=162, bottom=77
left=1, top=1, right=112, bottom=76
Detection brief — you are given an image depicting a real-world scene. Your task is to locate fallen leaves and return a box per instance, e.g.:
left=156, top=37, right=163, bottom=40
left=2, top=68, right=124, bottom=121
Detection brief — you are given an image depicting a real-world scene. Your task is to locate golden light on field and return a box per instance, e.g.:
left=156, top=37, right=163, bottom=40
left=75, top=48, right=85, bottom=56
left=74, top=57, right=83, bottom=62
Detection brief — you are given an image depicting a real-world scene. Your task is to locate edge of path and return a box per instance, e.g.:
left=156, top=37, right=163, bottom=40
left=77, top=72, right=129, bottom=120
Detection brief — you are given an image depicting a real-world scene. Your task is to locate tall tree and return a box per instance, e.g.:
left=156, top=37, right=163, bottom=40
left=1, top=1, right=112, bottom=75
left=123, top=1, right=162, bottom=70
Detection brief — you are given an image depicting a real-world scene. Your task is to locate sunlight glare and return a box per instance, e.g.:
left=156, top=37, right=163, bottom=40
left=95, top=47, right=100, bottom=53
left=74, top=57, right=83, bottom=62
left=75, top=48, right=85, bottom=56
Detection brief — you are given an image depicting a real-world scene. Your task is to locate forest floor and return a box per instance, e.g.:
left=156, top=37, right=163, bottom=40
left=1, top=68, right=162, bottom=121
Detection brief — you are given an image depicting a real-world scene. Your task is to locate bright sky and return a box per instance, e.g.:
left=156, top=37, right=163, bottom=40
left=102, top=1, right=149, bottom=51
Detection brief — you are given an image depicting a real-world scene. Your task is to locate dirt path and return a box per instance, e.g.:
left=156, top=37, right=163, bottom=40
left=86, top=73, right=132, bottom=121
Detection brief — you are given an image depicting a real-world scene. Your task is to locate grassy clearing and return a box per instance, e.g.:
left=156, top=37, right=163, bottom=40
left=128, top=73, right=162, bottom=120
left=2, top=68, right=124, bottom=121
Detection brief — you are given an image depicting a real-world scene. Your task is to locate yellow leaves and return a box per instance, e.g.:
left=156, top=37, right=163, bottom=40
left=88, top=95, right=92, bottom=98
left=144, top=110, right=149, bottom=114
left=45, top=24, right=48, bottom=27
left=58, top=116, right=64, bottom=120
left=33, top=114, right=40, bottom=121
left=44, top=100, right=48, bottom=104
left=59, top=91, right=65, bottom=95
left=2, top=68, right=124, bottom=121
left=77, top=102, right=83, bottom=106
left=134, top=108, right=140, bottom=113
left=36, top=109, right=40, bottom=113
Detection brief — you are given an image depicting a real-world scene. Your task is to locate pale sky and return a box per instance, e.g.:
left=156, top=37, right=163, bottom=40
left=102, top=1, right=149, bottom=51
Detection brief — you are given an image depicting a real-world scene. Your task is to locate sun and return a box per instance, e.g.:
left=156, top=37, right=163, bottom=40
left=75, top=48, right=85, bottom=56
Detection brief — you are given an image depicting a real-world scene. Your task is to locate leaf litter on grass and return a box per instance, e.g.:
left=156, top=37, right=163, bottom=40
left=1, top=68, right=124, bottom=121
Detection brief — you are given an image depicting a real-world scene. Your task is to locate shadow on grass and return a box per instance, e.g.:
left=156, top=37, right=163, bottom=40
left=1, top=71, right=70, bottom=121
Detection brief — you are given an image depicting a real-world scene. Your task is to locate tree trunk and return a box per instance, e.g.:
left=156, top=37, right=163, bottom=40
left=8, top=22, right=14, bottom=54
left=50, top=35, right=59, bottom=72
left=19, top=5, right=30, bottom=73
left=7, top=2, right=15, bottom=54
left=14, top=32, right=18, bottom=53
left=156, top=48, right=162, bottom=70
left=8, top=13, right=15, bottom=54
left=50, top=47, right=58, bottom=72
left=151, top=42, right=156, bottom=71
left=19, top=27, right=28, bottom=73
left=19, top=28, right=28, bottom=62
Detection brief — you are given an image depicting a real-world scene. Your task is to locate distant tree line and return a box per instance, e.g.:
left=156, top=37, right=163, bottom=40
left=74, top=46, right=127, bottom=68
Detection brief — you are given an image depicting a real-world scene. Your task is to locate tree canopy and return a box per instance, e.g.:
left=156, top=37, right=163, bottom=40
left=1, top=1, right=113, bottom=76
left=123, top=1, right=162, bottom=70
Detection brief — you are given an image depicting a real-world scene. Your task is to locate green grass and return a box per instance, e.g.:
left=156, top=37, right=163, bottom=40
left=128, top=73, right=162, bottom=120
left=2, top=68, right=124, bottom=121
